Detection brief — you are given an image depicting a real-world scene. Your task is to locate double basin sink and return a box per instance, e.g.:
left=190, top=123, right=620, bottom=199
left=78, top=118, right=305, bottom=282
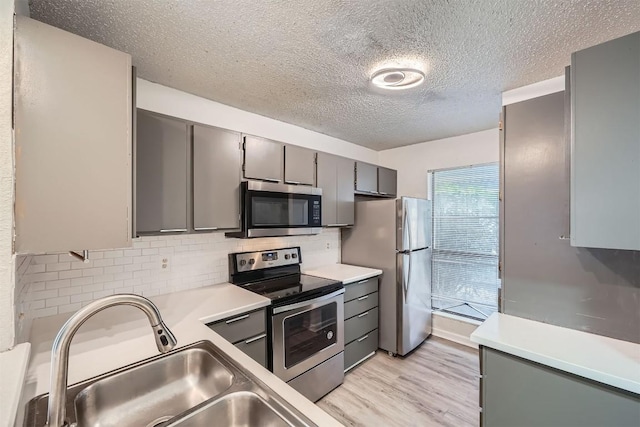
left=25, top=340, right=315, bottom=427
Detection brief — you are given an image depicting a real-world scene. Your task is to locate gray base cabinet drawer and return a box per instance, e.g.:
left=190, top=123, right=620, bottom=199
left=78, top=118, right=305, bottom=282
left=234, top=333, right=267, bottom=367
left=345, top=307, right=378, bottom=344
left=344, top=292, right=378, bottom=319
left=345, top=329, right=378, bottom=371
left=344, top=277, right=379, bottom=302
left=207, top=309, right=266, bottom=344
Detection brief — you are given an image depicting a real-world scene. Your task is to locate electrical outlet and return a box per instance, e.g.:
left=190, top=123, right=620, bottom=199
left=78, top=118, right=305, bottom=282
left=161, top=257, right=170, bottom=270
left=326, top=242, right=331, bottom=250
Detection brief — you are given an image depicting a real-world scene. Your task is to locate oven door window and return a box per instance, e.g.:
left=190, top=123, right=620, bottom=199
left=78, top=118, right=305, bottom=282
left=283, top=302, right=337, bottom=368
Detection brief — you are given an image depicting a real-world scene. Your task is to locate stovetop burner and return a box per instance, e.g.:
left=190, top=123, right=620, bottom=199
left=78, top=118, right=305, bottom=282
left=240, top=273, right=342, bottom=303
left=229, top=247, right=343, bottom=306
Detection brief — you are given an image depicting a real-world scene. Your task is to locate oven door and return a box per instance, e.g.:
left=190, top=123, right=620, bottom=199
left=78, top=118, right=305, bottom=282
left=271, top=289, right=344, bottom=382
left=245, top=181, right=322, bottom=237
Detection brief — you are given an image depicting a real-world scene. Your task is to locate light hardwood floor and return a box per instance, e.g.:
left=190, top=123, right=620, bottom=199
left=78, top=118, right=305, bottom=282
left=317, top=337, right=479, bottom=427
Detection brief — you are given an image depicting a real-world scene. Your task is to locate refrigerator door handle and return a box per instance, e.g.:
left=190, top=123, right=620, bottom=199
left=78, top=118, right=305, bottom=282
left=402, top=206, right=412, bottom=303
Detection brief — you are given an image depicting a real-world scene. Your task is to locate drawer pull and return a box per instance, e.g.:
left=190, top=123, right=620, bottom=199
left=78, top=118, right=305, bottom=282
left=244, top=333, right=266, bottom=344
left=356, top=279, right=369, bottom=285
left=357, top=295, right=369, bottom=301
left=357, top=334, right=369, bottom=342
left=357, top=311, right=369, bottom=318
left=225, top=314, right=250, bottom=324
left=160, top=228, right=187, bottom=233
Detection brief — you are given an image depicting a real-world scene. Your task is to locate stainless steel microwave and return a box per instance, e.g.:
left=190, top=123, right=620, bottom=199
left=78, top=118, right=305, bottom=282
left=226, top=181, right=322, bottom=238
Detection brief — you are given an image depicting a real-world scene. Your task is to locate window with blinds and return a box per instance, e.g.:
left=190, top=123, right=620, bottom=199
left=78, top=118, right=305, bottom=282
left=431, top=163, right=500, bottom=320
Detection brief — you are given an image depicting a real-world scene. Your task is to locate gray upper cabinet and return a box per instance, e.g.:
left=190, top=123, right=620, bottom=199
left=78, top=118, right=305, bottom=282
left=570, top=31, right=640, bottom=250
left=336, top=156, right=355, bottom=225
left=316, top=152, right=338, bottom=226
left=14, top=16, right=132, bottom=253
left=317, top=154, right=355, bottom=226
left=378, top=167, right=397, bottom=197
left=284, top=145, right=316, bottom=186
left=355, top=162, right=378, bottom=194
left=355, top=162, right=397, bottom=197
left=193, top=125, right=242, bottom=231
left=136, top=111, right=188, bottom=234
left=243, top=135, right=283, bottom=182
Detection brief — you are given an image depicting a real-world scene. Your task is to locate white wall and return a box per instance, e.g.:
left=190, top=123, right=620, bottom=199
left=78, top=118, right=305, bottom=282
left=0, top=0, right=16, bottom=352
left=378, top=129, right=500, bottom=199
left=137, top=79, right=379, bottom=164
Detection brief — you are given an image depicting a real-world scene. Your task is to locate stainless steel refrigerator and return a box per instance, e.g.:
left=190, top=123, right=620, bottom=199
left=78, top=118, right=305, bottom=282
left=341, top=197, right=432, bottom=356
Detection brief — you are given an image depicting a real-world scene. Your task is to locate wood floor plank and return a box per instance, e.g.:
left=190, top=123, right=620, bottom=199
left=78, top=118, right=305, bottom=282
left=317, top=337, right=479, bottom=427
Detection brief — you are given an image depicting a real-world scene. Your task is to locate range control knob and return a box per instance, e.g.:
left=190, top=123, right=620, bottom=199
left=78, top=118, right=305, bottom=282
left=326, top=331, right=334, bottom=340
left=284, top=254, right=290, bottom=260
left=248, top=259, right=255, bottom=265
left=239, top=259, right=247, bottom=267
left=291, top=253, right=297, bottom=259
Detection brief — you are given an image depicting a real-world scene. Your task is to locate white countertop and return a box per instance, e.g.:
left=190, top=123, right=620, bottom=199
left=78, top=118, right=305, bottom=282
left=304, top=263, right=382, bottom=285
left=0, top=343, right=30, bottom=427
left=19, top=283, right=342, bottom=426
left=471, top=313, right=640, bottom=394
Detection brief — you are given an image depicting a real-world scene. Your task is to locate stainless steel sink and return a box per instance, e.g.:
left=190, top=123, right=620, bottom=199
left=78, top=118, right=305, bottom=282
left=74, top=346, right=234, bottom=427
left=168, top=391, right=296, bottom=427
left=25, top=341, right=315, bottom=427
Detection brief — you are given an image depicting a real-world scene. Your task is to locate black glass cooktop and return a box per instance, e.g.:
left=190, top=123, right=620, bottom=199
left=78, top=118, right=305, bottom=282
left=239, top=273, right=342, bottom=306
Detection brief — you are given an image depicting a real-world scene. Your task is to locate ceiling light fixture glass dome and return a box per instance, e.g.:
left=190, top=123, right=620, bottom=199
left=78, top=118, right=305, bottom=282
left=370, top=67, right=425, bottom=90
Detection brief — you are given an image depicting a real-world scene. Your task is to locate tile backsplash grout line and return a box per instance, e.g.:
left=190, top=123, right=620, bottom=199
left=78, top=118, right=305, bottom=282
left=16, top=229, right=341, bottom=340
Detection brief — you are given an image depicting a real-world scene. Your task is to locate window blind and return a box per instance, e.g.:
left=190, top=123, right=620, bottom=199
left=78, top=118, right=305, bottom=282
left=431, top=163, right=500, bottom=318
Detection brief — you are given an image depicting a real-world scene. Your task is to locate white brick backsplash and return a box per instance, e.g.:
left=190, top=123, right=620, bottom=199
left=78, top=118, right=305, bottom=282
left=18, top=230, right=341, bottom=323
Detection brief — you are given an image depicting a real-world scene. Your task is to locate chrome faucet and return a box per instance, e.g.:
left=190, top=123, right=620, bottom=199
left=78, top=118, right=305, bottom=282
left=45, top=294, right=177, bottom=427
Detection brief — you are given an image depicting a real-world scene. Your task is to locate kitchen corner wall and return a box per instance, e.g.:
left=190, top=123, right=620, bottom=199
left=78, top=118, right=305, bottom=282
left=378, top=129, right=499, bottom=199
left=0, top=0, right=16, bottom=351
left=15, top=229, right=340, bottom=341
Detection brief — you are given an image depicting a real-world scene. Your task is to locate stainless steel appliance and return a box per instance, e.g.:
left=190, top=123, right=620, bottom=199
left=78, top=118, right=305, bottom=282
left=342, top=197, right=432, bottom=356
left=226, top=181, right=322, bottom=238
left=229, top=247, right=345, bottom=402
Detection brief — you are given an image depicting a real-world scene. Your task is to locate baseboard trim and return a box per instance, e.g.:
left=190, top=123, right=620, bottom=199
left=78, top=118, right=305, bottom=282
left=432, top=327, right=478, bottom=349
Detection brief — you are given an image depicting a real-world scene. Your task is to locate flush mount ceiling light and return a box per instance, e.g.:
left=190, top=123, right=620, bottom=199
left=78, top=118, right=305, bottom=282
left=370, top=67, right=425, bottom=90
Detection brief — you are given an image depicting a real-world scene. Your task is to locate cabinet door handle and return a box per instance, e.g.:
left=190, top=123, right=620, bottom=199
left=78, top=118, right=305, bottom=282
left=327, top=224, right=349, bottom=227
left=244, top=333, right=266, bottom=344
left=160, top=229, right=187, bottom=233
left=261, top=178, right=280, bottom=183
left=285, top=180, right=301, bottom=185
left=357, top=311, right=369, bottom=318
left=357, top=334, right=369, bottom=342
left=225, top=314, right=249, bottom=324
left=357, top=295, right=369, bottom=301
left=194, top=227, right=218, bottom=231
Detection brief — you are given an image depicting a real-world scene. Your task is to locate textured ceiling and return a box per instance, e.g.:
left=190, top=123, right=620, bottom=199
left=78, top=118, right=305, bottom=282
left=29, top=0, right=640, bottom=150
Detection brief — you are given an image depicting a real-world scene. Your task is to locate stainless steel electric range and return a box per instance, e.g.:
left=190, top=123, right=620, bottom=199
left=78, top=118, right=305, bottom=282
left=229, top=246, right=344, bottom=402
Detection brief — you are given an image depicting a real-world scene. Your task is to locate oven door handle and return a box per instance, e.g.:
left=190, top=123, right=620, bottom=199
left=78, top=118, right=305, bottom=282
left=272, top=289, right=345, bottom=314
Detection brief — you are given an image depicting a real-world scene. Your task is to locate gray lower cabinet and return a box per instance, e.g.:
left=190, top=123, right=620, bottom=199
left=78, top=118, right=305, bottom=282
left=207, top=309, right=267, bottom=367
left=136, top=111, right=189, bottom=234
left=317, top=153, right=355, bottom=226
left=14, top=16, right=133, bottom=253
left=193, top=125, right=242, bottom=231
left=480, top=346, right=640, bottom=427
left=377, top=167, right=397, bottom=197
left=243, top=135, right=283, bottom=182
left=284, top=145, right=316, bottom=186
left=343, top=276, right=380, bottom=372
left=570, top=31, right=640, bottom=250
